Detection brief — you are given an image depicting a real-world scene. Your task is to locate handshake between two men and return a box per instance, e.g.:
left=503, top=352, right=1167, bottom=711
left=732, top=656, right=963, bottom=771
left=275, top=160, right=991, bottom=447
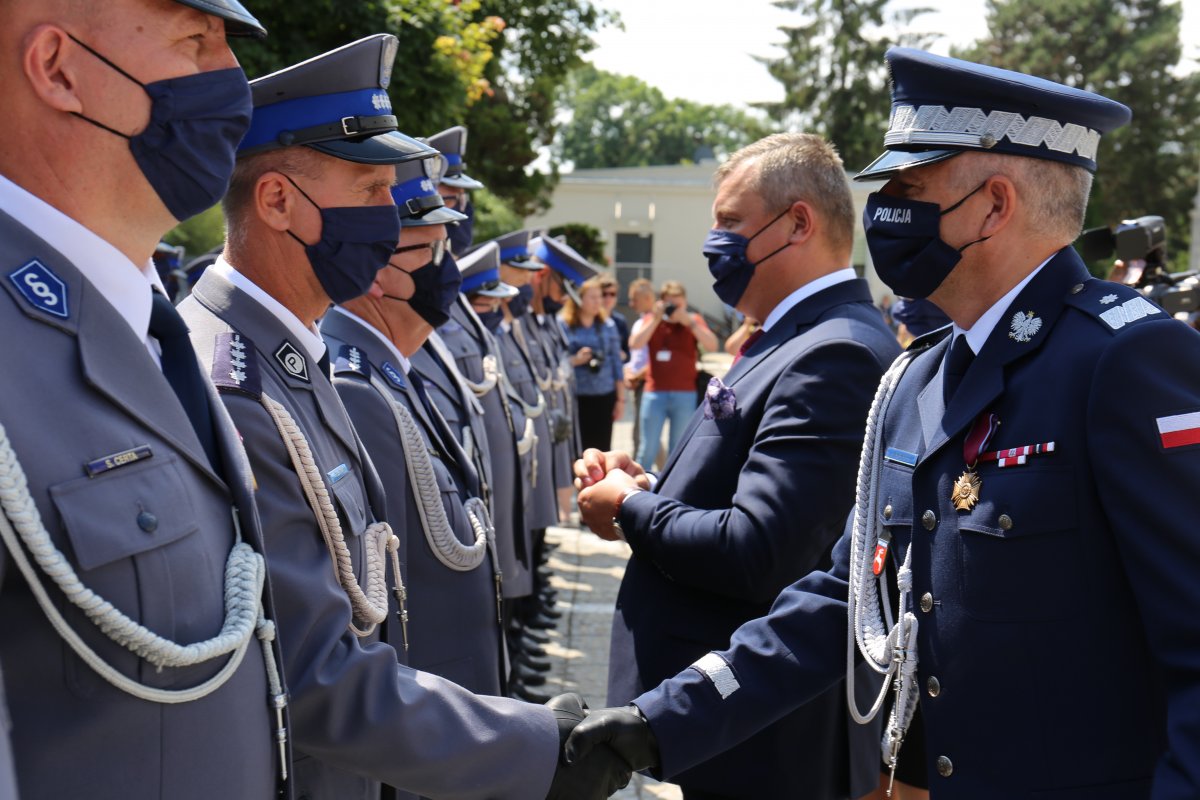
left=544, top=448, right=666, bottom=799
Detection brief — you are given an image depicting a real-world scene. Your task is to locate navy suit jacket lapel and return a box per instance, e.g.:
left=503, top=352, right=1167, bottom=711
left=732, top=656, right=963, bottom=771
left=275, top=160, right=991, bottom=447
left=917, top=249, right=1089, bottom=465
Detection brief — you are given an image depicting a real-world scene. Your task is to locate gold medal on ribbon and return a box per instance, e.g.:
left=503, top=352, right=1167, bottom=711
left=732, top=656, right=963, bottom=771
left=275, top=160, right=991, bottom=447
left=951, top=469, right=981, bottom=511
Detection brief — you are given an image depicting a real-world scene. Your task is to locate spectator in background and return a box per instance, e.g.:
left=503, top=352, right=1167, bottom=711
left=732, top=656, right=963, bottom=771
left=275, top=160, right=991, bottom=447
left=890, top=295, right=951, bottom=347
left=599, top=274, right=630, bottom=362
left=630, top=281, right=718, bottom=468
left=724, top=316, right=761, bottom=358
left=563, top=277, right=626, bottom=451
left=625, top=279, right=656, bottom=456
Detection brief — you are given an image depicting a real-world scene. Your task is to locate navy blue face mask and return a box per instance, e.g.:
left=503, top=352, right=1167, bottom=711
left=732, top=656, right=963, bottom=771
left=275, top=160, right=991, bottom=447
left=863, top=183, right=989, bottom=299
left=385, top=252, right=463, bottom=328
left=283, top=175, right=402, bottom=305
left=542, top=296, right=564, bottom=316
left=702, top=208, right=792, bottom=308
left=448, top=199, right=475, bottom=255
left=478, top=308, right=504, bottom=332
left=508, top=284, right=533, bottom=318
left=67, top=33, right=252, bottom=223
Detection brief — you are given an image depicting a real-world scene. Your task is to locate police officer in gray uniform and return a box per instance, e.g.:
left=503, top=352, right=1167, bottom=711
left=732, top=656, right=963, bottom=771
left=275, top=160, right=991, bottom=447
left=181, top=34, right=628, bottom=800
left=322, top=153, right=506, bottom=698
left=0, top=1, right=291, bottom=798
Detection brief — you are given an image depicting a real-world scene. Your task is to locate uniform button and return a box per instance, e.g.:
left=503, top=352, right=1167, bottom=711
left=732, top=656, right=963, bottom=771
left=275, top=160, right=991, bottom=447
left=936, top=755, right=954, bottom=777
left=883, top=504, right=893, bottom=520
left=1070, top=283, right=1084, bottom=295
left=927, top=675, right=941, bottom=697
left=922, top=510, right=937, bottom=530
left=920, top=592, right=934, bottom=613
left=998, top=514, right=1013, bottom=531
left=137, top=511, right=158, bottom=533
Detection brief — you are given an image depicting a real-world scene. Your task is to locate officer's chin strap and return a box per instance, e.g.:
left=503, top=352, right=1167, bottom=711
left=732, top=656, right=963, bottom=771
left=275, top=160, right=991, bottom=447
left=259, top=394, right=402, bottom=641
left=846, top=351, right=920, bottom=798
left=367, top=375, right=504, bottom=629
left=0, top=420, right=289, bottom=781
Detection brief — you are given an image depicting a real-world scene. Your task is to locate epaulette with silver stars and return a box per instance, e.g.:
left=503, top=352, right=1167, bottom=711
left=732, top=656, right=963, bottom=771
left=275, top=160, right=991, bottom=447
left=333, top=344, right=372, bottom=379
left=1064, top=278, right=1165, bottom=335
left=211, top=331, right=261, bottom=398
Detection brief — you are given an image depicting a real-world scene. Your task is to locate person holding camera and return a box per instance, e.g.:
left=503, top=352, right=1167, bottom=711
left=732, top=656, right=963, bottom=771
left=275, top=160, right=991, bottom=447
left=563, top=277, right=625, bottom=451
left=630, top=281, right=718, bottom=468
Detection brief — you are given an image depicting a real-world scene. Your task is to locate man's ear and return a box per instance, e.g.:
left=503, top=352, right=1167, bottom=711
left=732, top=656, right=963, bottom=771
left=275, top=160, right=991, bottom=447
left=22, top=25, right=84, bottom=114
left=786, top=200, right=818, bottom=247
left=978, top=174, right=1018, bottom=239
left=256, top=171, right=298, bottom=233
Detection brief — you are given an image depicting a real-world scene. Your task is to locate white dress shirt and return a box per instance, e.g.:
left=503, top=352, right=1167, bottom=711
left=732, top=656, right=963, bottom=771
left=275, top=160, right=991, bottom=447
left=951, top=255, right=1052, bottom=354
left=761, top=267, right=858, bottom=332
left=211, top=257, right=328, bottom=366
left=325, top=306, right=411, bottom=373
left=0, top=175, right=165, bottom=365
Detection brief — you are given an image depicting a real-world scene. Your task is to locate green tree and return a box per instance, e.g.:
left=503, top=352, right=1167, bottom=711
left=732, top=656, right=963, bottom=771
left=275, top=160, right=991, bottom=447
left=548, top=223, right=606, bottom=264
left=471, top=187, right=523, bottom=243
left=758, top=0, right=934, bottom=170
left=955, top=0, right=1200, bottom=272
left=556, top=64, right=770, bottom=169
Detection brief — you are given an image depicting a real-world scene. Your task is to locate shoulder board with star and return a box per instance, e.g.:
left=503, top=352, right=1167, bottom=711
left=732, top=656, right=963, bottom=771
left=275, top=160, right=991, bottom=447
left=211, top=331, right=261, bottom=398
left=1064, top=279, right=1166, bottom=335
left=332, top=344, right=372, bottom=379
left=905, top=323, right=953, bottom=353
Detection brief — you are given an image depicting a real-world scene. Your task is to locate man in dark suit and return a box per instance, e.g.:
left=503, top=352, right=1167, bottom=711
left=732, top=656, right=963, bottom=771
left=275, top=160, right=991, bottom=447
left=566, top=47, right=1200, bottom=800
left=576, top=132, right=900, bottom=799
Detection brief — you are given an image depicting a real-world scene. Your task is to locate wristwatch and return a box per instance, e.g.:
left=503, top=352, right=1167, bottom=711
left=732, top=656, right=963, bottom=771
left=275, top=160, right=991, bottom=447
left=611, top=487, right=642, bottom=541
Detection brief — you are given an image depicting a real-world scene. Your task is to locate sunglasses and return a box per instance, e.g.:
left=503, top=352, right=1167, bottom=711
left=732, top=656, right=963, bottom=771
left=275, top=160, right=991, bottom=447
left=602, top=290, right=618, bottom=298
left=394, top=238, right=450, bottom=266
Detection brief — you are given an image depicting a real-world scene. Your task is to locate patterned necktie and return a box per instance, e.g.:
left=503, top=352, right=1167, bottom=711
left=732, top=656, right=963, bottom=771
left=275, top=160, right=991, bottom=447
left=733, top=328, right=765, bottom=365
left=148, top=290, right=221, bottom=472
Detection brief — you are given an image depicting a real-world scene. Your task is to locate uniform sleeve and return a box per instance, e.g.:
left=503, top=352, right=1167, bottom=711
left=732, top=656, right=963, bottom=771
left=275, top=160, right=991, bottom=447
left=619, top=337, right=888, bottom=603
left=635, top=527, right=855, bottom=780
left=223, top=388, right=559, bottom=800
left=1087, top=320, right=1200, bottom=798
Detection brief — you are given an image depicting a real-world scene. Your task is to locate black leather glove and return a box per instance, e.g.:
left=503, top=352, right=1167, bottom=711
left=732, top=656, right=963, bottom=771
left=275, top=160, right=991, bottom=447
left=544, top=693, right=633, bottom=799
left=564, top=704, right=660, bottom=773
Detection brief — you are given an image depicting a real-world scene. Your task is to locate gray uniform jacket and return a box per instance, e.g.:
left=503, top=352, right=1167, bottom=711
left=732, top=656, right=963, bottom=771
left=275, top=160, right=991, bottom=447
left=525, top=312, right=575, bottom=491
left=322, top=310, right=504, bottom=696
left=447, top=299, right=532, bottom=599
left=498, top=320, right=558, bottom=530
left=0, top=214, right=283, bottom=799
left=181, top=269, right=559, bottom=800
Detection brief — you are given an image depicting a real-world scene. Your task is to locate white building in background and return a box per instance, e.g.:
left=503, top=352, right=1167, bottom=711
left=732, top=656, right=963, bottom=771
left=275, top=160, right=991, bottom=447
left=525, top=162, right=887, bottom=326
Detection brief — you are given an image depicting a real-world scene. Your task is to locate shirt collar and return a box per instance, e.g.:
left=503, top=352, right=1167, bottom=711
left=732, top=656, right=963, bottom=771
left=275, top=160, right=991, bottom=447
left=0, top=174, right=163, bottom=343
left=952, top=255, right=1053, bottom=354
left=761, top=268, right=857, bottom=332
left=211, top=257, right=328, bottom=364
left=327, top=306, right=411, bottom=373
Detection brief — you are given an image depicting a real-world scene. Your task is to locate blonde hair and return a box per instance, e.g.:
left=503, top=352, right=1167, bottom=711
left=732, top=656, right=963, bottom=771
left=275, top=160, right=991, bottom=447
left=562, top=277, right=609, bottom=328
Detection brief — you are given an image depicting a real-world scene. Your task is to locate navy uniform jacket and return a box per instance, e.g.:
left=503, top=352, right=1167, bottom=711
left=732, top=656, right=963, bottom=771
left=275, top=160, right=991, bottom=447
left=321, top=310, right=503, bottom=696
left=635, top=249, right=1200, bottom=799
left=610, top=278, right=899, bottom=798
left=183, top=270, right=558, bottom=800
left=446, top=298, right=533, bottom=599
left=0, top=214, right=283, bottom=798
left=498, top=319, right=559, bottom=529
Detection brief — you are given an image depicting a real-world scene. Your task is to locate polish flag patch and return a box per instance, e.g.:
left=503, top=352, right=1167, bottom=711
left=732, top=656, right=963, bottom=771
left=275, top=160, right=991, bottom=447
left=1156, top=412, right=1200, bottom=449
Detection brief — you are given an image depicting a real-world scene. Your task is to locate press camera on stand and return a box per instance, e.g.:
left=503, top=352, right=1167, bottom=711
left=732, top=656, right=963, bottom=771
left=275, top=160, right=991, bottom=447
left=1076, top=215, right=1199, bottom=319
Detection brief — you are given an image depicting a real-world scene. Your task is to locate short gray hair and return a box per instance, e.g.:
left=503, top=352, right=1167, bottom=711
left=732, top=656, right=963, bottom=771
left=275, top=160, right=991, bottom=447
left=715, top=133, right=855, bottom=253
left=223, top=147, right=327, bottom=251
left=950, top=152, right=1093, bottom=243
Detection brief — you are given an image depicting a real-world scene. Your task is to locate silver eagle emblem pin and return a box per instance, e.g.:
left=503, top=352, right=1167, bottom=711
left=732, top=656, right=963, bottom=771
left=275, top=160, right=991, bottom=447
left=1008, top=311, right=1042, bottom=343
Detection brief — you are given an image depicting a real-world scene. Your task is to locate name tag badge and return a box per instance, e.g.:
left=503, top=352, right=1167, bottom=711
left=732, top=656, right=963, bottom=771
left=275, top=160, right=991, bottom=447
left=655, top=350, right=672, bottom=362
left=327, top=463, right=350, bottom=484
left=85, top=445, right=153, bottom=477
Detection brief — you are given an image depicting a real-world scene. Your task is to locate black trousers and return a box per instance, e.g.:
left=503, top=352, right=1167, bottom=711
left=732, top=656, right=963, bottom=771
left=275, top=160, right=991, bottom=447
left=576, top=392, right=616, bottom=453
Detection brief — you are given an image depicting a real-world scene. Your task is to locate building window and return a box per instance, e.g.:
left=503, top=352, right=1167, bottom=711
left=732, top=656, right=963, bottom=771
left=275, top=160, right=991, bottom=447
left=615, top=232, right=653, bottom=265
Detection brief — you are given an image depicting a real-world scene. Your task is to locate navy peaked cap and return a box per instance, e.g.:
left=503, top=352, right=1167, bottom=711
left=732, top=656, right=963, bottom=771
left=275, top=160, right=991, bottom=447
left=491, top=230, right=539, bottom=269
left=175, top=0, right=265, bottom=37
left=393, top=153, right=468, bottom=226
left=535, top=237, right=598, bottom=286
left=855, top=47, right=1132, bottom=181
left=426, top=126, right=485, bottom=190
left=459, top=242, right=517, bottom=298
left=240, top=35, right=436, bottom=165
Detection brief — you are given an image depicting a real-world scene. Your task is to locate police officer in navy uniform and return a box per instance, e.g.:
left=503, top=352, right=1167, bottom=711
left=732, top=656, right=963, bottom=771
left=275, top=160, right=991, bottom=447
left=182, top=35, right=627, bottom=800
left=322, top=151, right=508, bottom=700
left=572, top=132, right=899, bottom=800
left=0, top=2, right=294, bottom=797
left=564, top=48, right=1200, bottom=800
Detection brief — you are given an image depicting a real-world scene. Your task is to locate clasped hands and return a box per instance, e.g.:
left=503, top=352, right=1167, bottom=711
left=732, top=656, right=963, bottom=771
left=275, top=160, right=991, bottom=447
left=544, top=693, right=660, bottom=799
left=573, top=449, right=652, bottom=540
